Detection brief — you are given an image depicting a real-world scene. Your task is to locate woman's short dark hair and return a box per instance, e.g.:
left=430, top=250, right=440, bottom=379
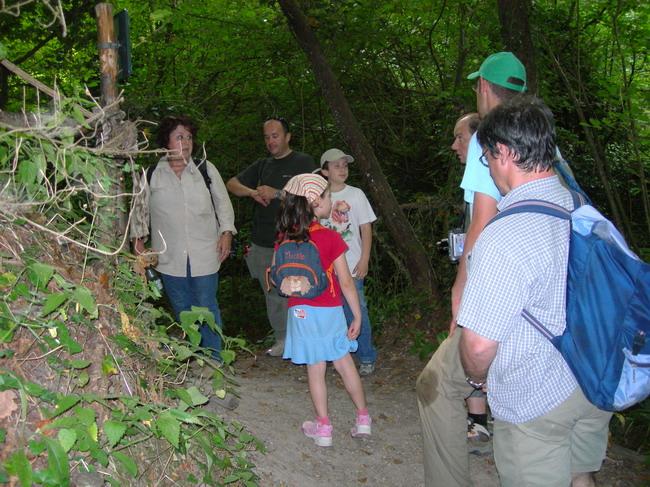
left=157, top=116, right=197, bottom=149
left=477, top=96, right=556, bottom=173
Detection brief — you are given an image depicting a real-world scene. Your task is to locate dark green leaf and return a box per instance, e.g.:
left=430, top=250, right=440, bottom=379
left=42, top=435, right=70, bottom=484
left=43, top=293, right=68, bottom=316
left=103, top=420, right=127, bottom=447
left=17, top=161, right=37, bottom=185
left=74, top=406, right=96, bottom=426
left=3, top=450, right=32, bottom=486
left=155, top=411, right=180, bottom=448
left=111, top=452, right=138, bottom=477
left=72, top=286, right=97, bottom=317
left=50, top=394, right=81, bottom=417
left=28, top=440, right=47, bottom=455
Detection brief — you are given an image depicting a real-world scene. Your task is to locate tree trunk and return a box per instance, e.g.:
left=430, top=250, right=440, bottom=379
left=277, top=0, right=439, bottom=298
left=497, top=0, right=537, bottom=94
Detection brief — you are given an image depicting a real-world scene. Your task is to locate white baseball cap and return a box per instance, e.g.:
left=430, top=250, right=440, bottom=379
left=319, top=148, right=354, bottom=168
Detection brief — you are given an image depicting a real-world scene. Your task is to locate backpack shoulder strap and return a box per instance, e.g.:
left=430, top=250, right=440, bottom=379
left=521, top=309, right=558, bottom=341
left=194, top=159, right=212, bottom=190
left=490, top=199, right=575, bottom=350
left=257, top=157, right=270, bottom=186
left=554, top=157, right=592, bottom=205
left=146, top=162, right=158, bottom=185
left=571, top=190, right=587, bottom=210
left=488, top=199, right=571, bottom=227
left=310, top=223, right=327, bottom=233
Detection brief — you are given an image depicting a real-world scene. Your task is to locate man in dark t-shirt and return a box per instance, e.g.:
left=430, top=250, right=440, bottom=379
left=227, top=116, right=316, bottom=356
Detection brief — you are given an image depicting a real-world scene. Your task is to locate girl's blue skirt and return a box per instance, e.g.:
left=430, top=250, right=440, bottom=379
left=283, top=305, right=358, bottom=365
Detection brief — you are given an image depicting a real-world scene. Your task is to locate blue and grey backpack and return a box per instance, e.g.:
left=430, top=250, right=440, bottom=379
left=489, top=192, right=650, bottom=411
left=267, top=224, right=335, bottom=300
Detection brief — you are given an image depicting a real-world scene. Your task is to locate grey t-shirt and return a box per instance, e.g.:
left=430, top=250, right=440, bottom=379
left=236, top=151, right=315, bottom=247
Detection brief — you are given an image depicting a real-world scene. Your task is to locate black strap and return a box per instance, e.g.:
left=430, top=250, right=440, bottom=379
left=257, top=157, right=270, bottom=187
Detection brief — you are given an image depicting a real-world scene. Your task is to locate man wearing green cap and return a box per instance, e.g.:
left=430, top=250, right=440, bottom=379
left=416, top=52, right=527, bottom=487
left=455, top=51, right=527, bottom=327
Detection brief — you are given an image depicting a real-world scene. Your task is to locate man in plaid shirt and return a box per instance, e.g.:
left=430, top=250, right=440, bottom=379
left=458, top=96, right=611, bottom=487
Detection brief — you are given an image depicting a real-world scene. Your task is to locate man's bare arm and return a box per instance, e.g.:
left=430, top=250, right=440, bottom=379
left=449, top=192, right=499, bottom=335
left=226, top=176, right=269, bottom=206
left=459, top=327, right=498, bottom=384
left=226, top=176, right=255, bottom=197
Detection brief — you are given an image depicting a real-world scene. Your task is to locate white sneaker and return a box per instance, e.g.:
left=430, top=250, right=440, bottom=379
left=266, top=339, right=285, bottom=357
left=358, top=362, right=375, bottom=376
left=467, top=419, right=492, bottom=455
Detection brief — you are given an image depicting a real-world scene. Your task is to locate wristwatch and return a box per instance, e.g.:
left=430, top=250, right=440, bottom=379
left=275, top=189, right=282, bottom=199
left=466, top=377, right=485, bottom=389
left=220, top=230, right=233, bottom=237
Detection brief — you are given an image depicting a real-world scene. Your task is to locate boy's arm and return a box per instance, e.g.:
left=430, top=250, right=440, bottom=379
left=450, top=192, right=498, bottom=335
left=353, top=222, right=372, bottom=280
left=334, top=254, right=362, bottom=339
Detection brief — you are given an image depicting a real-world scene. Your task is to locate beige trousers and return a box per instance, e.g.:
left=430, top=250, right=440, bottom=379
left=416, top=328, right=474, bottom=487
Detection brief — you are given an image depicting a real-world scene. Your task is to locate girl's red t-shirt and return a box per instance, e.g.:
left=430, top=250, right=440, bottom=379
left=275, top=222, right=348, bottom=308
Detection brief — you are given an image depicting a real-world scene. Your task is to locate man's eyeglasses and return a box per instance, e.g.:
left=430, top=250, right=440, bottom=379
left=472, top=81, right=479, bottom=92
left=479, top=150, right=490, bottom=167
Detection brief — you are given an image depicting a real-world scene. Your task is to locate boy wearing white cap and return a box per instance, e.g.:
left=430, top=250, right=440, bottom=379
left=319, top=148, right=378, bottom=375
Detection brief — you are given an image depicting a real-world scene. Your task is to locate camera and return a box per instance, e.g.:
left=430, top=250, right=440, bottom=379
left=229, top=234, right=239, bottom=259
left=436, top=229, right=466, bottom=263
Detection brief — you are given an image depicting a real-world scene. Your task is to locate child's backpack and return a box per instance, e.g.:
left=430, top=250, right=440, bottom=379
left=488, top=192, right=650, bottom=412
left=266, top=225, right=335, bottom=300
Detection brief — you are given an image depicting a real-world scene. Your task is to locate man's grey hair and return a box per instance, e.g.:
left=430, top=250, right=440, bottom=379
left=477, top=96, right=556, bottom=173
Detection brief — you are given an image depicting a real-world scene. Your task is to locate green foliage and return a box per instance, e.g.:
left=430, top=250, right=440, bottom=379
left=0, top=252, right=262, bottom=485
left=611, top=398, right=650, bottom=455
left=409, top=329, right=448, bottom=361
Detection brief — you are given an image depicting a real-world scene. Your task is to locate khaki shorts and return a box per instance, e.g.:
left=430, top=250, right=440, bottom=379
left=493, top=387, right=612, bottom=487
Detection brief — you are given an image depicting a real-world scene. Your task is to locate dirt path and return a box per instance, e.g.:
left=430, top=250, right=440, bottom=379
left=217, top=347, right=646, bottom=487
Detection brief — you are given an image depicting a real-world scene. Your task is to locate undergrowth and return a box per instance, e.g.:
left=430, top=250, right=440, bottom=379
left=0, top=232, right=263, bottom=486
left=0, top=96, right=263, bottom=485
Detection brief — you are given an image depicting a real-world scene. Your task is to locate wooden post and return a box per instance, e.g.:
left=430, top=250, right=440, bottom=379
left=96, top=3, right=117, bottom=106
left=94, top=3, right=134, bottom=244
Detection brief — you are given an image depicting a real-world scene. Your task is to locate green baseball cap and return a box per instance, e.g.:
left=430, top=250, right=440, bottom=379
left=467, top=52, right=527, bottom=92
